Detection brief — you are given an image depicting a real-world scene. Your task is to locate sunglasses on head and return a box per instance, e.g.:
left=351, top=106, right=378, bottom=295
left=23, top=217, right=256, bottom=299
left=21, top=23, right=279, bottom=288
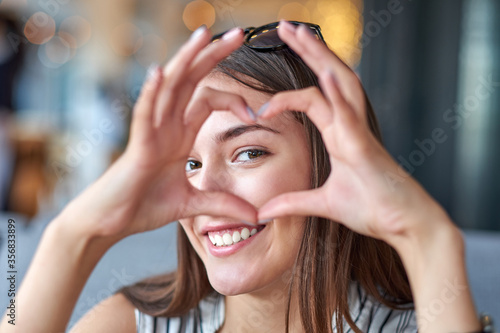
left=211, top=21, right=325, bottom=51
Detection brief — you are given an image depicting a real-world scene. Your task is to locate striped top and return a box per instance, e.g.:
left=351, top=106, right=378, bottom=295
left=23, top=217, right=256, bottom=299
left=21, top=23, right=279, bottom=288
left=134, top=283, right=418, bottom=332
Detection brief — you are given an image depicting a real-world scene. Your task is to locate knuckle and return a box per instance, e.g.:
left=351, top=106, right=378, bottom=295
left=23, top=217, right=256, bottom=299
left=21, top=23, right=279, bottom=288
left=304, top=86, right=322, bottom=98
left=196, top=86, right=214, bottom=100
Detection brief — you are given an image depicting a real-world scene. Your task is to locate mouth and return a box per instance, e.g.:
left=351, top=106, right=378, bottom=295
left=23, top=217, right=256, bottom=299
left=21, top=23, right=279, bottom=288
left=207, top=225, right=266, bottom=247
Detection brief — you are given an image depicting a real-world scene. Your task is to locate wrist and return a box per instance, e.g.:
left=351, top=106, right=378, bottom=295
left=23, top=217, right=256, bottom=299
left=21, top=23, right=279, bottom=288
left=49, top=209, right=121, bottom=255
left=390, top=214, right=481, bottom=332
left=393, top=212, right=464, bottom=272
left=387, top=195, right=459, bottom=256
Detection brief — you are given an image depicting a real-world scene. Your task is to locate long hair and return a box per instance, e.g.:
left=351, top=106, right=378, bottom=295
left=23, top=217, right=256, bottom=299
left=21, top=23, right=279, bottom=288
left=119, top=44, right=413, bottom=333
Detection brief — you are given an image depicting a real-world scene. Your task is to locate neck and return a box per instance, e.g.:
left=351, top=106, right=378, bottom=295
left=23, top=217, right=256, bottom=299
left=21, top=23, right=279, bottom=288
left=218, top=279, right=302, bottom=333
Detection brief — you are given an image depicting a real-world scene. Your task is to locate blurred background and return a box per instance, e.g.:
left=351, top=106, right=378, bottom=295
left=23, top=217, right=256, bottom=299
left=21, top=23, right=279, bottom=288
left=0, top=0, right=499, bottom=329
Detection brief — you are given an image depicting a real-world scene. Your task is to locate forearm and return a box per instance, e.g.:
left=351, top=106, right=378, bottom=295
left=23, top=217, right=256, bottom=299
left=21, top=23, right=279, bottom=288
left=394, top=216, right=480, bottom=333
left=0, top=214, right=119, bottom=333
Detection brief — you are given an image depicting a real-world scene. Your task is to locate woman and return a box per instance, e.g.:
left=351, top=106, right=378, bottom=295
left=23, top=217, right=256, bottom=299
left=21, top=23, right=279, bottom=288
left=1, top=21, right=484, bottom=332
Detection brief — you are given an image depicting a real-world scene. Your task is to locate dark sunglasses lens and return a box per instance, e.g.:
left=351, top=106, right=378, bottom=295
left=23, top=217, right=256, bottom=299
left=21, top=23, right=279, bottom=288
left=247, top=27, right=283, bottom=48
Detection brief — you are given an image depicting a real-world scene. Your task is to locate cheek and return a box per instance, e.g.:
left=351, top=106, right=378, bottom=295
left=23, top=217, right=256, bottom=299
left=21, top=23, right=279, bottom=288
left=233, top=154, right=310, bottom=208
left=178, top=218, right=206, bottom=258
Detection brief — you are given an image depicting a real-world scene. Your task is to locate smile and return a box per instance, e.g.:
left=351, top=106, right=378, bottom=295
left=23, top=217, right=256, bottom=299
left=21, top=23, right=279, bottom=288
left=207, top=226, right=266, bottom=247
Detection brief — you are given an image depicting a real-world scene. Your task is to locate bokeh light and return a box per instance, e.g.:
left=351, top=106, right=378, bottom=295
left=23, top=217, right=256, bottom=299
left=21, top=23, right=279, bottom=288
left=24, top=11, right=56, bottom=45
left=109, top=22, right=143, bottom=57
left=183, top=0, right=215, bottom=31
left=135, top=34, right=168, bottom=68
left=58, top=31, right=78, bottom=50
left=38, top=36, right=72, bottom=68
left=310, top=0, right=363, bottom=67
left=278, top=2, right=311, bottom=22
left=59, top=16, right=92, bottom=48
left=45, top=36, right=72, bottom=64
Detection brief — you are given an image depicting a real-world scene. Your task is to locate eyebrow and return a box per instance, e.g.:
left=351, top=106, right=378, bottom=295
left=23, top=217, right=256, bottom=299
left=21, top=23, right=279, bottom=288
left=215, top=124, right=281, bottom=143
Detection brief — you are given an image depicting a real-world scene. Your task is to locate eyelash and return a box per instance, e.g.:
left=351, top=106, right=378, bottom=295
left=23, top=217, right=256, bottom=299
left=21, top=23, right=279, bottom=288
left=185, top=149, right=269, bottom=172
left=234, top=148, right=269, bottom=163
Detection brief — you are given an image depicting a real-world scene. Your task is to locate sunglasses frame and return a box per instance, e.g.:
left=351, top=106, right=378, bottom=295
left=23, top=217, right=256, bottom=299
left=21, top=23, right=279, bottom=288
left=211, top=21, right=325, bottom=51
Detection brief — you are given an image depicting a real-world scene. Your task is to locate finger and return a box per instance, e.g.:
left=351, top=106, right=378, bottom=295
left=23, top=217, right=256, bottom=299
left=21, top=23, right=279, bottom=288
left=277, top=21, right=365, bottom=113
left=258, top=86, right=333, bottom=132
left=258, top=188, right=330, bottom=221
left=317, top=70, right=377, bottom=163
left=189, top=27, right=245, bottom=84
left=166, top=28, right=245, bottom=125
left=155, top=28, right=244, bottom=128
left=153, top=25, right=212, bottom=127
left=184, top=86, right=255, bottom=140
left=187, top=190, right=258, bottom=224
left=163, top=25, right=211, bottom=79
left=318, top=70, right=359, bottom=128
left=131, top=65, right=163, bottom=130
left=278, top=21, right=351, bottom=79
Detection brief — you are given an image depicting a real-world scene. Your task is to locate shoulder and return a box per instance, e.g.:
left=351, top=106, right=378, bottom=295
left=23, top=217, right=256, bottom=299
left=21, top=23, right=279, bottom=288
left=69, top=292, right=136, bottom=333
left=345, top=282, right=418, bottom=332
left=135, top=292, right=225, bottom=333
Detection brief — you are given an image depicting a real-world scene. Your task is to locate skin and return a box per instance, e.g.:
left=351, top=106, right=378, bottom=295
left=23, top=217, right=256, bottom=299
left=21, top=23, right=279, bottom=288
left=0, top=21, right=481, bottom=333
left=180, top=77, right=310, bottom=297
left=180, top=77, right=310, bottom=332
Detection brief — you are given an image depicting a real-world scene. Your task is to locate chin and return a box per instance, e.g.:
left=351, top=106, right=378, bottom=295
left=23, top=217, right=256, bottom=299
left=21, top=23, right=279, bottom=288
left=205, top=262, right=267, bottom=296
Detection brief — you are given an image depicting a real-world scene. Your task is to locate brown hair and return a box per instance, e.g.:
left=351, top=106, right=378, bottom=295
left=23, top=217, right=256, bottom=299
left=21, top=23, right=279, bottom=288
left=119, top=43, right=413, bottom=332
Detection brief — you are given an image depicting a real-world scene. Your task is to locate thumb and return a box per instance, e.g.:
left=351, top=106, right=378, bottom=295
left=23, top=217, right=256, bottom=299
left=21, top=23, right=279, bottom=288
left=185, top=190, right=258, bottom=225
left=258, top=188, right=329, bottom=221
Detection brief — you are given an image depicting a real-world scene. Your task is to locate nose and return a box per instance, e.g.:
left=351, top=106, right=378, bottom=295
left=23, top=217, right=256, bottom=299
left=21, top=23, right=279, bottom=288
left=195, top=163, right=233, bottom=193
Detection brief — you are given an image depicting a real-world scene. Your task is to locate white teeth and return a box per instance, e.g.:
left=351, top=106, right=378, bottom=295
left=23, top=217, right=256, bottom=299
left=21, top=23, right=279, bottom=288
left=214, top=235, right=224, bottom=246
left=222, top=233, right=233, bottom=245
left=209, top=227, right=262, bottom=247
left=241, top=228, right=250, bottom=240
left=232, top=231, right=241, bottom=243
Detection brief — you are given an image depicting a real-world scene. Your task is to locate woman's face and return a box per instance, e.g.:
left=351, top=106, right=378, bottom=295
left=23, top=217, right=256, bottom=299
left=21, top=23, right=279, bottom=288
left=179, top=75, right=311, bottom=296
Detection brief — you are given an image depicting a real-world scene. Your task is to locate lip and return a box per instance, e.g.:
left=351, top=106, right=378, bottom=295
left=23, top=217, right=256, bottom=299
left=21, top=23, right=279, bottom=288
left=203, top=224, right=267, bottom=258
left=200, top=222, right=259, bottom=235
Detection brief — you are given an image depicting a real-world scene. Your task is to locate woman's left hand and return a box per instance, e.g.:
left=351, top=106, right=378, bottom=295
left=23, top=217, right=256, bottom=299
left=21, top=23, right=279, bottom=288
left=257, top=21, right=452, bottom=247
left=257, top=23, right=482, bottom=332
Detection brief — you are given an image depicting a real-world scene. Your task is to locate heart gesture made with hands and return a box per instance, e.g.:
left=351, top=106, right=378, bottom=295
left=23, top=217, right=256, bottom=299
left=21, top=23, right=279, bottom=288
left=78, top=20, right=445, bottom=248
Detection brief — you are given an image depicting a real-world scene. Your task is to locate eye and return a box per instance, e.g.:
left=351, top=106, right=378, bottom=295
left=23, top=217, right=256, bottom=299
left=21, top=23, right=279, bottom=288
left=235, top=149, right=268, bottom=162
left=185, top=160, right=202, bottom=172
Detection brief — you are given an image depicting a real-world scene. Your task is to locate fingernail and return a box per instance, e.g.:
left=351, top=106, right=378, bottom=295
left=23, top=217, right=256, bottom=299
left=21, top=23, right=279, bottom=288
left=222, top=27, right=242, bottom=40
left=146, top=63, right=159, bottom=81
left=190, top=25, right=207, bottom=41
left=258, top=218, right=273, bottom=224
left=280, top=20, right=296, bottom=33
left=256, top=102, right=269, bottom=117
left=299, top=23, right=315, bottom=37
left=246, top=106, right=256, bottom=121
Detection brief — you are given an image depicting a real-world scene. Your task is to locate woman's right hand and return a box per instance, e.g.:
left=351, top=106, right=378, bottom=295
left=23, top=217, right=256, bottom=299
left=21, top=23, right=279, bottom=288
left=61, top=26, right=258, bottom=240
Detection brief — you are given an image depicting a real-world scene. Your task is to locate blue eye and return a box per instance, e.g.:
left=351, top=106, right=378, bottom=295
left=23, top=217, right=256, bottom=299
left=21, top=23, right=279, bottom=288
left=235, top=149, right=268, bottom=162
left=186, top=160, right=202, bottom=172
